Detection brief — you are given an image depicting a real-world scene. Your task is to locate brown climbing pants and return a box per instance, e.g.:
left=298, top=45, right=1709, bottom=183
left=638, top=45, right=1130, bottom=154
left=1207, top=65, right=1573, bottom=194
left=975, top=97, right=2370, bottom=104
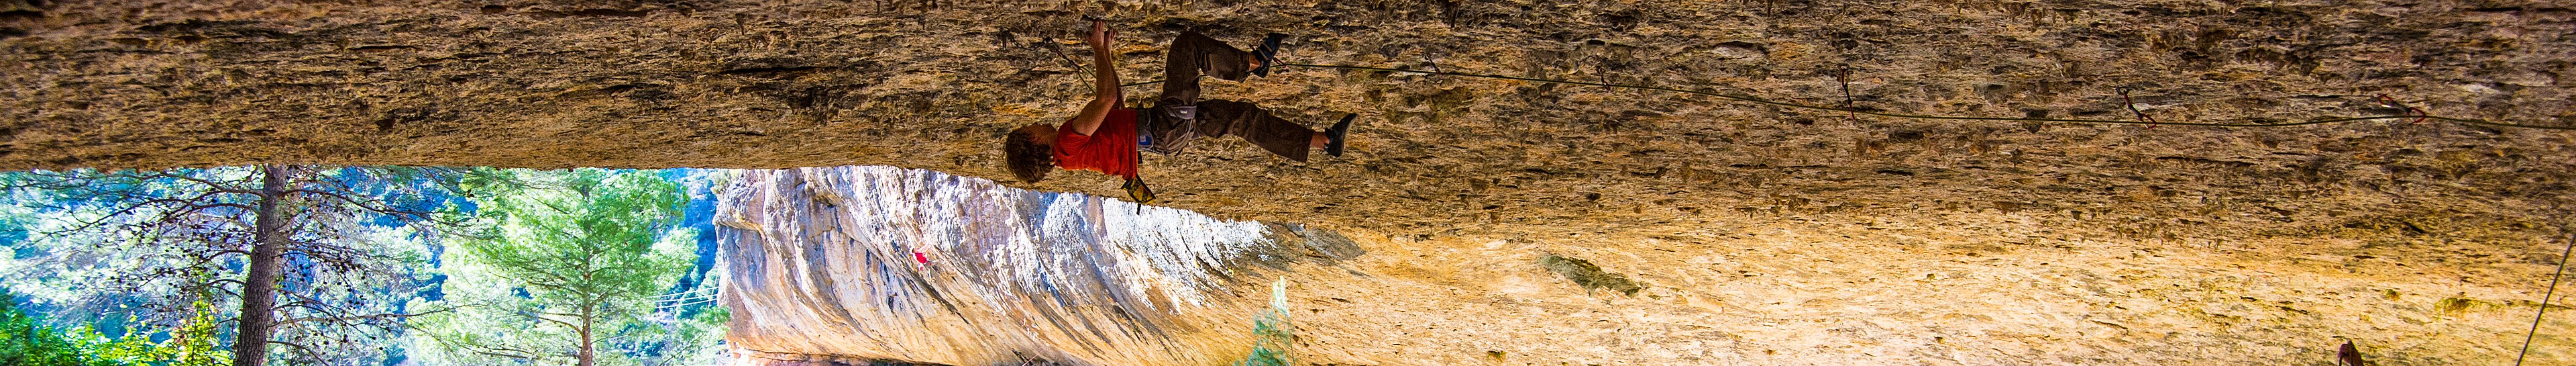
left=1140, top=32, right=1319, bottom=163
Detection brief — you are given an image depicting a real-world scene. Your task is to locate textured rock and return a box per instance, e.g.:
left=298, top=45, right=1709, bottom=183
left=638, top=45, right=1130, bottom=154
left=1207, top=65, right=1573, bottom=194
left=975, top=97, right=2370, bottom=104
left=716, top=166, right=1356, bottom=366
left=1, top=1, right=2569, bottom=232
left=7, top=1, right=2576, bottom=364
left=721, top=169, right=2576, bottom=366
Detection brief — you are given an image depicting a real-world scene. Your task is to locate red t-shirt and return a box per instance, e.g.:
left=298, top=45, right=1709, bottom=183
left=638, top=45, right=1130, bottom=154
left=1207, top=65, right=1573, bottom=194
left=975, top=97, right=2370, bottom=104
left=1053, top=109, right=1140, bottom=179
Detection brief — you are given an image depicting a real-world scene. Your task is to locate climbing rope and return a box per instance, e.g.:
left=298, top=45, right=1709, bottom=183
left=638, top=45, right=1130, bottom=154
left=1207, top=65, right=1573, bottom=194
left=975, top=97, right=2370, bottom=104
left=1121, top=63, right=2576, bottom=131
left=1106, top=52, right=2576, bottom=359
left=2517, top=232, right=2576, bottom=366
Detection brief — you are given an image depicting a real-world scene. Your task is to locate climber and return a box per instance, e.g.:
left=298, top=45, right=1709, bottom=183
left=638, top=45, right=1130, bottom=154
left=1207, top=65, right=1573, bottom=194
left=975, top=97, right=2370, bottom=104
left=1002, top=19, right=1355, bottom=203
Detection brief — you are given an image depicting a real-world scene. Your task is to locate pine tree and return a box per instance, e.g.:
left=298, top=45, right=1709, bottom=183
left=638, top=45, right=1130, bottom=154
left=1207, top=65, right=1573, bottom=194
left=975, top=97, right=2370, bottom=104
left=0, top=166, right=458, bottom=366
left=409, top=169, right=701, bottom=366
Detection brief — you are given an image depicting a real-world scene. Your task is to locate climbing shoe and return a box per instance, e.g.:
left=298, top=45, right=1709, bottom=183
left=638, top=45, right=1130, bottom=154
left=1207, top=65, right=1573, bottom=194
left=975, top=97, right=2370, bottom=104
left=1324, top=113, right=1354, bottom=157
left=1249, top=33, right=1289, bottom=77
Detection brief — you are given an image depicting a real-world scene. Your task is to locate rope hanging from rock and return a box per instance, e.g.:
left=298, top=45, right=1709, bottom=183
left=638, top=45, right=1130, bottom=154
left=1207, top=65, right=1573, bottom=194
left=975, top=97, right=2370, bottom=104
left=1119, top=63, right=2576, bottom=131
left=2516, top=231, right=2576, bottom=366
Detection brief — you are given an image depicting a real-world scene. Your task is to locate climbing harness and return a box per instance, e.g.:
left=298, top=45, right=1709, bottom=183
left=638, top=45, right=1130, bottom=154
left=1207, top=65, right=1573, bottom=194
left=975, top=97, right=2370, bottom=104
left=1126, top=97, right=1169, bottom=207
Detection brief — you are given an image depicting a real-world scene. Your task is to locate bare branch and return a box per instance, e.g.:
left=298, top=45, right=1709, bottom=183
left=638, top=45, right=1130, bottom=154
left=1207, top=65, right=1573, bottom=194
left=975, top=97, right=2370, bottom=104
left=284, top=188, right=437, bottom=220
left=278, top=307, right=458, bottom=326
left=267, top=340, right=324, bottom=362
left=530, top=313, right=582, bottom=330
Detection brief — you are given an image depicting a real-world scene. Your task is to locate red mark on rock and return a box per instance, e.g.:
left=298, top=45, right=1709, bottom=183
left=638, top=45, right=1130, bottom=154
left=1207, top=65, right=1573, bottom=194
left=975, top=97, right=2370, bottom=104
left=2374, top=94, right=2428, bottom=124
left=2118, top=87, right=2160, bottom=130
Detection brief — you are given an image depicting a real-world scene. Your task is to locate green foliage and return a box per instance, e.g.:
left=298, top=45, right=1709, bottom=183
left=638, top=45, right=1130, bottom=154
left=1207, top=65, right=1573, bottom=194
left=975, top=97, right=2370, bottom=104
left=1, top=290, right=99, bottom=366
left=154, top=304, right=231, bottom=366
left=73, top=328, right=154, bottom=366
left=1232, top=278, right=1295, bottom=366
left=408, top=169, right=715, bottom=366
left=0, top=291, right=226, bottom=366
left=1539, top=254, right=1644, bottom=296
left=467, top=169, right=687, bottom=309
left=69, top=304, right=229, bottom=366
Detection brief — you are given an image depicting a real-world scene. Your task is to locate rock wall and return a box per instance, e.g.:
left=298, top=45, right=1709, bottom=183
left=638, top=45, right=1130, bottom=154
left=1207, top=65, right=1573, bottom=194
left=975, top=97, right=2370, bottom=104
left=3, top=1, right=2569, bottom=236
left=9, top=1, right=2576, bottom=364
left=719, top=166, right=2576, bottom=366
left=714, top=166, right=1357, bottom=366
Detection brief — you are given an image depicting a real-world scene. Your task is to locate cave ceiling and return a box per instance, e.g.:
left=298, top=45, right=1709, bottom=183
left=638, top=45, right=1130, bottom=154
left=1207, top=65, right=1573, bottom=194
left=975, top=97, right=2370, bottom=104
left=1, top=0, right=2571, bottom=237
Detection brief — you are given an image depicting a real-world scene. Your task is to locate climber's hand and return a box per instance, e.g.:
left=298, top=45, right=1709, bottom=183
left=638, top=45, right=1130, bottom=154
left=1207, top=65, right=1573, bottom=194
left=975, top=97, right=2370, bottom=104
left=1085, top=19, right=1114, bottom=48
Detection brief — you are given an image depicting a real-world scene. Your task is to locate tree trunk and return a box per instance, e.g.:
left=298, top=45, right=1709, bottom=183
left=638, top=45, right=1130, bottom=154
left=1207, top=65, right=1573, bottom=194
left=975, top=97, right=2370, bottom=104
left=231, top=165, right=290, bottom=366
left=577, top=306, right=596, bottom=366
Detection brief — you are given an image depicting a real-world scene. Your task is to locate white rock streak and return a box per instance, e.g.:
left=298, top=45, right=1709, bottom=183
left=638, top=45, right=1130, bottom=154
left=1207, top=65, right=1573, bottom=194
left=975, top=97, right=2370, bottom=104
left=716, top=167, right=1282, bottom=366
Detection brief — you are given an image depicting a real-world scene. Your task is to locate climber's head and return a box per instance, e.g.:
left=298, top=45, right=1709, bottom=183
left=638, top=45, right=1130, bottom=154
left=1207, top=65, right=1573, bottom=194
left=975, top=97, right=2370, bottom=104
left=1003, top=124, right=1058, bottom=183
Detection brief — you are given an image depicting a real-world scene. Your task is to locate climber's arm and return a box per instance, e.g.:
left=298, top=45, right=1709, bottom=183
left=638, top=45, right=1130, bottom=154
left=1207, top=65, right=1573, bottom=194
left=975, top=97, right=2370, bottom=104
left=1064, top=19, right=1121, bottom=136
